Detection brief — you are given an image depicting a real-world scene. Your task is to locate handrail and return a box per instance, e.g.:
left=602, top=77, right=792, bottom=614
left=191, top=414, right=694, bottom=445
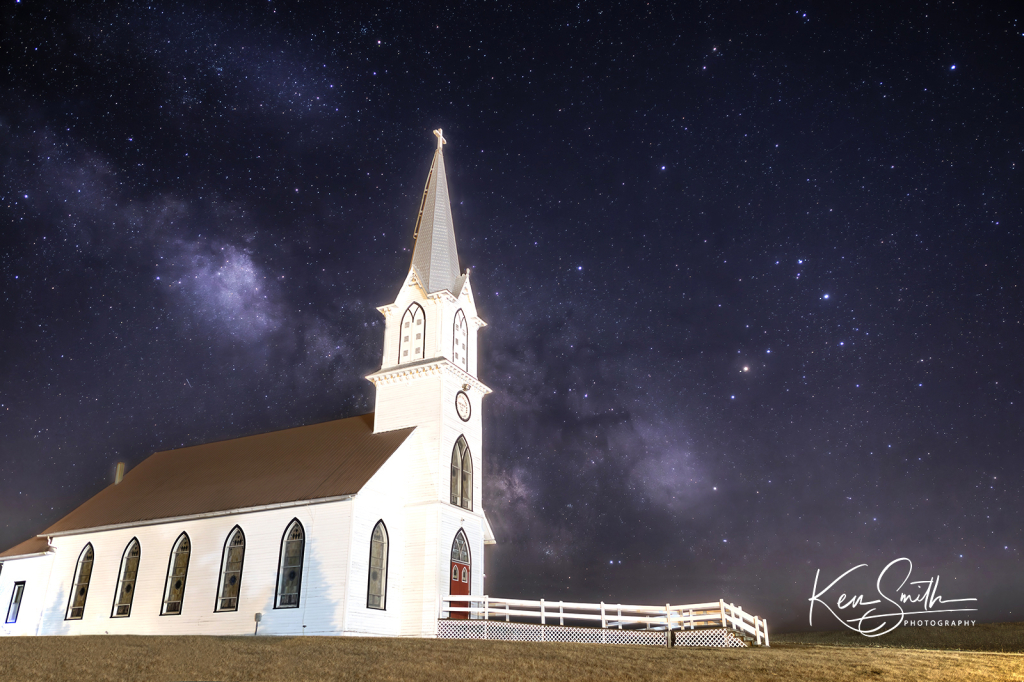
left=439, top=595, right=769, bottom=646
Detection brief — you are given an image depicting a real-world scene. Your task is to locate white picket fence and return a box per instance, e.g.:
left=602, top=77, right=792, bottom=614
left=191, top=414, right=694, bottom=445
left=439, top=595, right=768, bottom=647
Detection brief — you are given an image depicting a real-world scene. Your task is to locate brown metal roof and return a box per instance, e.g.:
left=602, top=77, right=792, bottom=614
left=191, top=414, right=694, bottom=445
left=0, top=535, right=51, bottom=559
left=38, top=413, right=413, bottom=536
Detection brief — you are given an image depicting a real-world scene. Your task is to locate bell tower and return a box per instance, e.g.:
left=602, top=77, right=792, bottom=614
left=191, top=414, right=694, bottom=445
left=366, top=130, right=494, bottom=636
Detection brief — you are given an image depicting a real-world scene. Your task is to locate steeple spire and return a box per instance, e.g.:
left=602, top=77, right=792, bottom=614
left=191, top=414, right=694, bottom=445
left=410, top=128, right=462, bottom=295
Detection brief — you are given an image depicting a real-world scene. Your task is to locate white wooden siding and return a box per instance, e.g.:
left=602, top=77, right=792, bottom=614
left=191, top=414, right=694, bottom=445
left=9, top=500, right=353, bottom=636
left=0, top=553, right=56, bottom=636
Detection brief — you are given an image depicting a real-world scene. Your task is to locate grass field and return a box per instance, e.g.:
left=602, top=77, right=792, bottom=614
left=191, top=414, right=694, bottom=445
left=1, top=633, right=1022, bottom=682
left=773, top=621, right=1024, bottom=653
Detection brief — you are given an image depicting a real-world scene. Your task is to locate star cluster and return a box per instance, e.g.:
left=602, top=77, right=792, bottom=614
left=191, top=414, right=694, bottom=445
left=1, top=1, right=1021, bottom=630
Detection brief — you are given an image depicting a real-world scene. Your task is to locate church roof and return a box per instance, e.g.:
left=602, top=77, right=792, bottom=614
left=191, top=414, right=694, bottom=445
left=410, top=129, right=462, bottom=295
left=0, top=535, right=51, bottom=560
left=36, top=413, right=413, bottom=537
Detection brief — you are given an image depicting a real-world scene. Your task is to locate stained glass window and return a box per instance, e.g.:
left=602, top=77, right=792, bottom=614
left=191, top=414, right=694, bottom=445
left=451, top=531, right=470, bottom=564
left=112, top=539, right=140, bottom=617
left=161, top=534, right=191, bottom=615
left=65, top=544, right=94, bottom=620
left=276, top=520, right=304, bottom=608
left=366, top=521, right=388, bottom=610
left=216, top=527, right=245, bottom=612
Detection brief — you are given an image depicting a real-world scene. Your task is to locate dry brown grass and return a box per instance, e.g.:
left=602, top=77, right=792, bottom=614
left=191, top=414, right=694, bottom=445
left=773, top=622, right=1024, bottom=653
left=0, top=635, right=1022, bottom=682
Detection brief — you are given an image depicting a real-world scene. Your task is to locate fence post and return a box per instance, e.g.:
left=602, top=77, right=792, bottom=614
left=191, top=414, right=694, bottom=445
left=617, top=605, right=622, bottom=630
left=719, top=599, right=726, bottom=628
left=666, top=603, right=672, bottom=648
left=541, top=598, right=546, bottom=626
left=506, top=602, right=510, bottom=622
left=559, top=601, right=564, bottom=626
left=600, top=602, right=606, bottom=629
left=754, top=616, right=761, bottom=646
left=763, top=619, right=770, bottom=647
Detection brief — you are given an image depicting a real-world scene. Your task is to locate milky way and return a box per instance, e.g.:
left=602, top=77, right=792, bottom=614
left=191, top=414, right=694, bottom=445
left=1, top=2, right=1021, bottom=629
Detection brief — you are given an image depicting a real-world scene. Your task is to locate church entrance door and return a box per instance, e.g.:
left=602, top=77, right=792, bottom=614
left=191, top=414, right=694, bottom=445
left=449, top=530, right=471, bottom=619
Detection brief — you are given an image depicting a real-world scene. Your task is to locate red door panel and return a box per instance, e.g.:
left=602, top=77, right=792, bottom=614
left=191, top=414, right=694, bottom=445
left=450, top=560, right=470, bottom=619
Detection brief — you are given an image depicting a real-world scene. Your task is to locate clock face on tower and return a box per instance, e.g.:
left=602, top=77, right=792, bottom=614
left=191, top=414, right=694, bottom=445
left=455, top=391, right=472, bottom=422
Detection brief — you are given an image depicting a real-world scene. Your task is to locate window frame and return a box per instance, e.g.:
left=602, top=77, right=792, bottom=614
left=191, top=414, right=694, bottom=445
left=274, top=519, right=305, bottom=609
left=450, top=444, right=462, bottom=506
left=110, top=538, right=141, bottom=618
left=6, top=581, right=25, bottom=624
left=451, top=436, right=473, bottom=511
left=160, top=532, right=191, bottom=616
left=64, top=543, right=95, bottom=620
left=453, top=309, right=468, bottom=371
left=398, top=302, right=426, bottom=364
left=365, top=520, right=389, bottom=611
left=451, top=529, right=471, bottom=565
left=214, top=526, right=246, bottom=613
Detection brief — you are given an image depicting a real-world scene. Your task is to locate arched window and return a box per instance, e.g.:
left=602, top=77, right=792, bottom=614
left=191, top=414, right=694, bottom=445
left=161, top=533, right=191, bottom=615
left=452, top=531, right=470, bottom=564
left=216, top=527, right=245, bottom=612
left=276, top=520, right=304, bottom=608
left=366, top=521, right=388, bottom=610
left=450, top=436, right=473, bottom=510
left=65, top=543, right=94, bottom=620
left=112, top=539, right=141, bottom=618
left=453, top=309, right=468, bottom=371
left=398, top=303, right=426, bottom=364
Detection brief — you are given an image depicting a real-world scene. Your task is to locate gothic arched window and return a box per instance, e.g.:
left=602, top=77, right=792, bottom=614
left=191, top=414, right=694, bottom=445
left=398, top=303, right=426, bottom=364
left=216, top=527, right=245, bottom=612
left=65, top=543, right=94, bottom=620
left=161, top=533, right=191, bottom=615
left=450, top=436, right=473, bottom=511
left=366, top=521, right=389, bottom=610
left=453, top=309, right=468, bottom=371
left=276, top=520, right=305, bottom=608
left=452, top=530, right=470, bottom=564
left=112, top=539, right=141, bottom=617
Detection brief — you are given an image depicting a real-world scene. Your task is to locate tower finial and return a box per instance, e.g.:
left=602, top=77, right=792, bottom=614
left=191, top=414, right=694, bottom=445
left=433, top=128, right=446, bottom=150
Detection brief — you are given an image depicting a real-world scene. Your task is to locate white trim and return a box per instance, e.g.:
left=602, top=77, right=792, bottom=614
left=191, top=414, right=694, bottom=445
left=0, top=550, right=54, bottom=562
left=366, top=357, right=492, bottom=394
left=482, top=511, right=496, bottom=545
left=40, top=494, right=356, bottom=538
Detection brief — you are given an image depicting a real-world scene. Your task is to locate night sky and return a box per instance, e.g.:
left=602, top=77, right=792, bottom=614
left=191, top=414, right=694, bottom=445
left=2, top=1, right=1021, bottom=631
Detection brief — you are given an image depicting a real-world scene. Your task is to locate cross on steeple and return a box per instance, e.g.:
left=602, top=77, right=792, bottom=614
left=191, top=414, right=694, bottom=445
left=433, top=128, right=446, bottom=149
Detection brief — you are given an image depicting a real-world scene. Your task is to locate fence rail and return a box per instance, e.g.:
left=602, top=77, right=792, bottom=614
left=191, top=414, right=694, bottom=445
left=439, top=595, right=768, bottom=646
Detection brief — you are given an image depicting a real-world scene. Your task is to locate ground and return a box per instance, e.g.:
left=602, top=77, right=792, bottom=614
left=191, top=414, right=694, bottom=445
left=1, top=631, right=1023, bottom=682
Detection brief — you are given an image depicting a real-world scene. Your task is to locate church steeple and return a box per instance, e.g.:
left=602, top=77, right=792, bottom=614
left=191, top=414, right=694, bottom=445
left=409, top=128, right=462, bottom=295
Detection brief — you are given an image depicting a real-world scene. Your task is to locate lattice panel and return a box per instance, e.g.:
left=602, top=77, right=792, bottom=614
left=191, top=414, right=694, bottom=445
left=673, top=628, right=749, bottom=648
left=438, top=620, right=750, bottom=648
left=437, top=620, right=487, bottom=640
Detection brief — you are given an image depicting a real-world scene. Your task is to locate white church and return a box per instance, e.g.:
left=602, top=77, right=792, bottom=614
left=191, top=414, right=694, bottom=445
left=1, top=131, right=771, bottom=647
left=0, top=129, right=496, bottom=638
